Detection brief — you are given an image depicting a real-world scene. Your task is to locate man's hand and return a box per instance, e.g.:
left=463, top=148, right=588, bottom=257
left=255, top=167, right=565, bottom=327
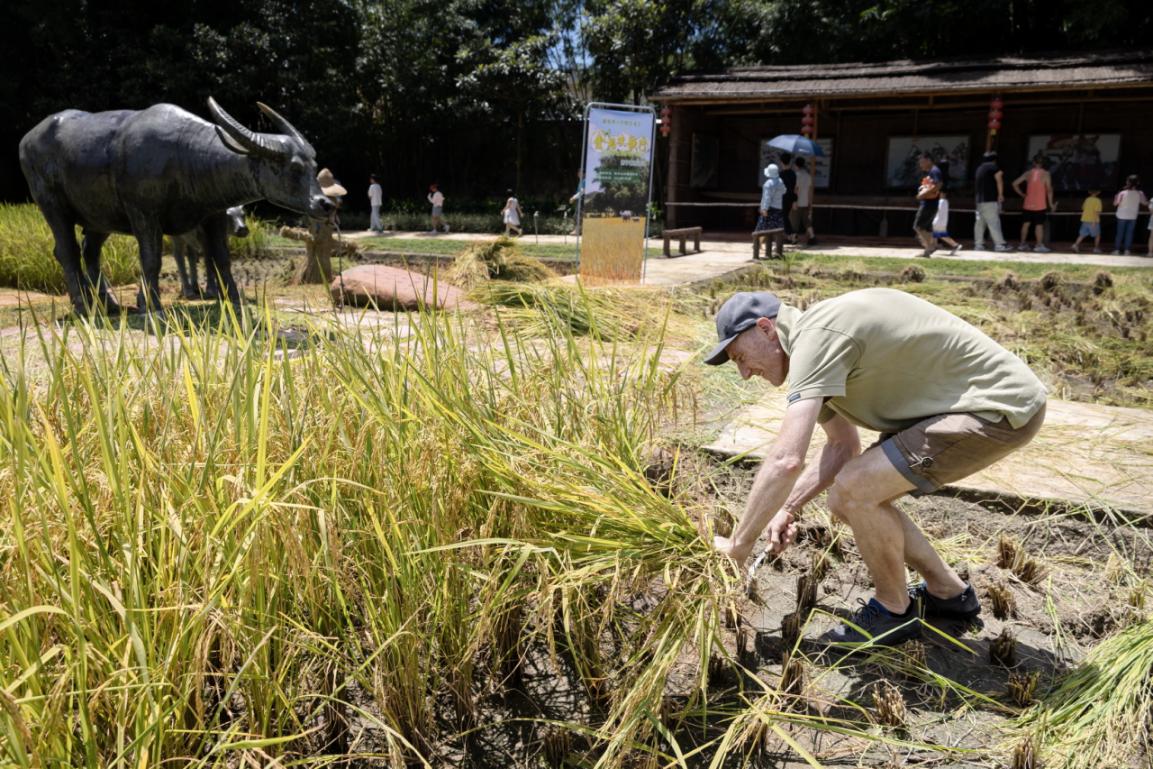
left=767, top=510, right=797, bottom=555
left=714, top=535, right=752, bottom=568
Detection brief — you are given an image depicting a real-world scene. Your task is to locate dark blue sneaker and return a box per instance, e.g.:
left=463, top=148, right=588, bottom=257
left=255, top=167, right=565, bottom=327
left=823, top=598, right=922, bottom=647
left=910, top=583, right=981, bottom=622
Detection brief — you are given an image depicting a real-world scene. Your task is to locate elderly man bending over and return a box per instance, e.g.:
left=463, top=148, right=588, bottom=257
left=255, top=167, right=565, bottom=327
left=707, top=288, right=1046, bottom=646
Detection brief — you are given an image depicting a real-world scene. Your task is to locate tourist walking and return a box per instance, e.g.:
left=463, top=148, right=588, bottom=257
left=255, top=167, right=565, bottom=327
left=1012, top=155, right=1054, bottom=252
left=427, top=183, right=448, bottom=234
left=707, top=288, right=1046, bottom=647
left=913, top=154, right=942, bottom=257
left=779, top=153, right=797, bottom=243
left=501, top=189, right=524, bottom=237
left=754, top=163, right=786, bottom=259
left=972, top=151, right=1008, bottom=251
left=791, top=157, right=816, bottom=245
left=1112, top=175, right=1147, bottom=255
left=1071, top=188, right=1103, bottom=253
left=368, top=174, right=384, bottom=233
left=932, top=191, right=963, bottom=255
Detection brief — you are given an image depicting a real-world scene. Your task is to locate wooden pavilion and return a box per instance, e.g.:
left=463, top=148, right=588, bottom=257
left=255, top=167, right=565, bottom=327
left=653, top=51, right=1153, bottom=240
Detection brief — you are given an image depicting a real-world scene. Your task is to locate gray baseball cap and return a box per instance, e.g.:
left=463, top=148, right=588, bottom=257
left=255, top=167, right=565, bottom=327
left=704, top=291, right=782, bottom=365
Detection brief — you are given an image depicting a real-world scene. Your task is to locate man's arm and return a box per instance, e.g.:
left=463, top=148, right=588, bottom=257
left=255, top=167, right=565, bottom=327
left=915, top=179, right=938, bottom=201
left=781, top=412, right=860, bottom=516
left=1011, top=171, right=1027, bottom=197
left=714, top=397, right=822, bottom=565
left=994, top=170, right=1005, bottom=202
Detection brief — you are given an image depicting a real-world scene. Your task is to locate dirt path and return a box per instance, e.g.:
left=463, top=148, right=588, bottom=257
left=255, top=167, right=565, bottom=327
left=704, top=395, right=1153, bottom=517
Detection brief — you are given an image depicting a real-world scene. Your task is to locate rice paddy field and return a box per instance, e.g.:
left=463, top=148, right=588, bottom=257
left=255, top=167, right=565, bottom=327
left=0, top=227, right=1151, bottom=768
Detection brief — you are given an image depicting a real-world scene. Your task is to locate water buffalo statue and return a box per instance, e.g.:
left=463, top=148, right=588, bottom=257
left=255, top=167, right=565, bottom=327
left=173, top=205, right=248, bottom=300
left=18, top=98, right=332, bottom=314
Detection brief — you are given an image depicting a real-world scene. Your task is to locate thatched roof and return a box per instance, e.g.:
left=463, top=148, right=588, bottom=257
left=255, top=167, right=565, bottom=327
left=655, top=51, right=1153, bottom=103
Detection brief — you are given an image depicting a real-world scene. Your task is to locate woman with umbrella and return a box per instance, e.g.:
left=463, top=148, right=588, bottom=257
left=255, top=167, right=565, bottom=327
left=754, top=163, right=786, bottom=259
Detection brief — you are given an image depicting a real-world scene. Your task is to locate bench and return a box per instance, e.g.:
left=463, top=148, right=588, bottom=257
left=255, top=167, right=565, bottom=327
left=662, top=226, right=702, bottom=257
left=752, top=231, right=783, bottom=260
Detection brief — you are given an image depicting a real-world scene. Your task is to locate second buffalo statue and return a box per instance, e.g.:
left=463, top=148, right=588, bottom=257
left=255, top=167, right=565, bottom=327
left=19, top=98, right=333, bottom=315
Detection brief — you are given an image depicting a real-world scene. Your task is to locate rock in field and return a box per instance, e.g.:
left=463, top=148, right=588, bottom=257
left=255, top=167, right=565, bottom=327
left=330, top=265, right=475, bottom=311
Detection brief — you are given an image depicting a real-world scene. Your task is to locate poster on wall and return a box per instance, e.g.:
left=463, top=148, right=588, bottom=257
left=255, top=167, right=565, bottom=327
left=813, top=138, right=832, bottom=189
left=1026, top=134, right=1121, bottom=193
left=579, top=104, right=655, bottom=284
left=758, top=138, right=833, bottom=189
left=885, top=136, right=969, bottom=190
left=690, top=133, right=719, bottom=189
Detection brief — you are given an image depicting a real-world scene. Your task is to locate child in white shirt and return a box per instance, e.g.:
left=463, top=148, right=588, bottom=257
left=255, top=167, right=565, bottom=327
left=931, top=192, right=963, bottom=255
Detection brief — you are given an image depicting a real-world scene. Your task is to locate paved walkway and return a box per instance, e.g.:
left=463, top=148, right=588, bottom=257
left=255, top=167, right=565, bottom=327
left=348, top=230, right=1153, bottom=290
left=703, top=395, right=1153, bottom=517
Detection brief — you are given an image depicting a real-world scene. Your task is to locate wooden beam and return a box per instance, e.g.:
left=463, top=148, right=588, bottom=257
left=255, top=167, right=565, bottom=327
left=698, top=91, right=1153, bottom=117
left=663, top=81, right=1153, bottom=108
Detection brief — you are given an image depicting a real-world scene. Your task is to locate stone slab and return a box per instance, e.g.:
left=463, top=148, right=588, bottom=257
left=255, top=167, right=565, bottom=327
left=703, top=395, right=1153, bottom=516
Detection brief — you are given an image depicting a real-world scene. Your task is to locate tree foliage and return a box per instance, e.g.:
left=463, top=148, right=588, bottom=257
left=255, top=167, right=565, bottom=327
left=3, top=0, right=1148, bottom=202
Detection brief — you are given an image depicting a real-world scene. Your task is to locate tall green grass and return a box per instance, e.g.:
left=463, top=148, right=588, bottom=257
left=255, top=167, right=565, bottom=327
left=1014, top=618, right=1153, bottom=769
left=0, top=204, right=138, bottom=293
left=0, top=299, right=746, bottom=767
left=227, top=216, right=273, bottom=260
left=0, top=204, right=276, bottom=295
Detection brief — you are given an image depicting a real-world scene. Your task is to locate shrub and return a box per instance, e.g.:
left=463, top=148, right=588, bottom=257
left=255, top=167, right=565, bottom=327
left=0, top=203, right=138, bottom=292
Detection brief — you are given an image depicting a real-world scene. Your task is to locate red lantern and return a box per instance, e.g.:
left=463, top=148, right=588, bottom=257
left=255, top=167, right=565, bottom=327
left=802, top=103, right=814, bottom=116
left=801, top=115, right=814, bottom=126
left=989, top=109, right=1003, bottom=122
left=991, top=96, right=1004, bottom=111
left=988, top=119, right=1001, bottom=131
left=659, top=106, right=671, bottom=137
left=800, top=125, right=812, bottom=136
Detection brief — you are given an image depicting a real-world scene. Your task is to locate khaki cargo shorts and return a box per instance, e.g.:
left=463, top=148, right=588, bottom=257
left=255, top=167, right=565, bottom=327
left=878, top=403, right=1047, bottom=495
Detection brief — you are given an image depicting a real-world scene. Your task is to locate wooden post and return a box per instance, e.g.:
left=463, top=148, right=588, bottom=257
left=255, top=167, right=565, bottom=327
left=809, top=100, right=820, bottom=241
left=666, top=105, right=681, bottom=229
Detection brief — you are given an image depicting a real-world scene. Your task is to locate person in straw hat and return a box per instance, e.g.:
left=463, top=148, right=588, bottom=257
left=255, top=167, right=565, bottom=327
left=288, top=168, right=348, bottom=284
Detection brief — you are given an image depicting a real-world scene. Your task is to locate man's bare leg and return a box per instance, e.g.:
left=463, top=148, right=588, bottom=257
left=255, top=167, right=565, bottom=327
left=827, top=447, right=965, bottom=613
left=894, top=503, right=967, bottom=599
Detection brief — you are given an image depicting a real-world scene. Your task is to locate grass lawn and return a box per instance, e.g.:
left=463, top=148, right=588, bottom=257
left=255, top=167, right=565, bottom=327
left=794, top=250, right=1153, bottom=283
left=320, top=235, right=662, bottom=262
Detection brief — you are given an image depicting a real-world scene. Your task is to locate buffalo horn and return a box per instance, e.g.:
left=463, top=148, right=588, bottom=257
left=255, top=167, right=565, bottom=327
left=207, top=97, right=285, bottom=158
left=257, top=102, right=315, bottom=156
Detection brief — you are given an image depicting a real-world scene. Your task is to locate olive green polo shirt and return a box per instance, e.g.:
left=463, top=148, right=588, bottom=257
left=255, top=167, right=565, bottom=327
left=775, top=288, right=1047, bottom=433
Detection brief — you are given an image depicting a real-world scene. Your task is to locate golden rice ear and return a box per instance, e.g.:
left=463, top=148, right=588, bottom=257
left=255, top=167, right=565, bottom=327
left=1009, top=736, right=1040, bottom=769
left=1008, top=669, right=1040, bottom=707
left=871, top=679, right=907, bottom=728
left=991, top=628, right=1017, bottom=667
left=988, top=581, right=1017, bottom=620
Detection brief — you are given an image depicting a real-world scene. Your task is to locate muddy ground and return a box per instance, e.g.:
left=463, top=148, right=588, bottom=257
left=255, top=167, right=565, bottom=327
left=694, top=455, right=1152, bottom=768
left=330, top=453, right=1152, bottom=768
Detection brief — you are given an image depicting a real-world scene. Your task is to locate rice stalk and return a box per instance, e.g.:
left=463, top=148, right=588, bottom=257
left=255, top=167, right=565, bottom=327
left=1015, top=619, right=1153, bottom=769
left=448, top=236, right=557, bottom=288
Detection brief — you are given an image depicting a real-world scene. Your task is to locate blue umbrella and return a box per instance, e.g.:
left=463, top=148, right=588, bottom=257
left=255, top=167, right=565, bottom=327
left=766, top=134, right=824, bottom=157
